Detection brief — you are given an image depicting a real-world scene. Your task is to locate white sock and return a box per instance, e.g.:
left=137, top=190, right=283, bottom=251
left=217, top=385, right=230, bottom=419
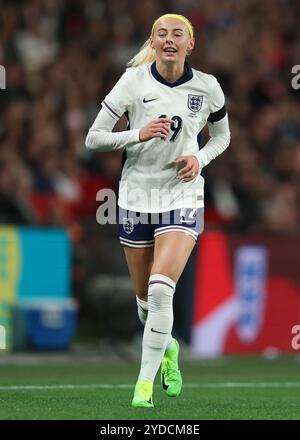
left=136, top=297, right=173, bottom=346
left=138, top=274, right=176, bottom=383
left=136, top=297, right=148, bottom=326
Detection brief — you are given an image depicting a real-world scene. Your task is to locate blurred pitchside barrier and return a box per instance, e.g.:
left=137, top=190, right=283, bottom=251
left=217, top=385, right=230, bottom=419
left=0, top=226, right=77, bottom=351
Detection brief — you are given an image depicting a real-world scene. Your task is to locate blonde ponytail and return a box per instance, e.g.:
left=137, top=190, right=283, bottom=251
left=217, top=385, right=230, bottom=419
left=127, top=38, right=156, bottom=67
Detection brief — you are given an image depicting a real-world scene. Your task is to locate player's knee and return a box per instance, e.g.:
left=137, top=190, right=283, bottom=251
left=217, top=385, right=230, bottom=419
left=148, top=282, right=174, bottom=310
left=151, top=266, right=177, bottom=282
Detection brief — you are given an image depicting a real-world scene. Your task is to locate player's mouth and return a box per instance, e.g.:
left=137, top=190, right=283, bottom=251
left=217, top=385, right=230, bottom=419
left=163, top=47, right=178, bottom=53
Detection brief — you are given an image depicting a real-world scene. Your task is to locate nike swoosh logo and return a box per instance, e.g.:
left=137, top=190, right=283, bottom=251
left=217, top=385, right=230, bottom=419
left=151, top=328, right=168, bottom=335
left=143, top=98, right=158, bottom=103
left=180, top=220, right=196, bottom=224
left=162, top=373, right=169, bottom=390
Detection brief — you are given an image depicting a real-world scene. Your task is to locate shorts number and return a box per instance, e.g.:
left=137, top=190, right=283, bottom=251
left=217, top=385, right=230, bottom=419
left=159, top=115, right=182, bottom=142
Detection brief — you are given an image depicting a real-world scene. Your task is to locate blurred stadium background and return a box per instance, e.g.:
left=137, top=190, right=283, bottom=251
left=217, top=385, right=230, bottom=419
left=0, top=0, right=300, bottom=419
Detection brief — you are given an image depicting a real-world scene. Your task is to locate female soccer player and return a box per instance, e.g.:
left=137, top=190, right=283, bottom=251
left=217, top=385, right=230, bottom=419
left=86, top=13, right=230, bottom=408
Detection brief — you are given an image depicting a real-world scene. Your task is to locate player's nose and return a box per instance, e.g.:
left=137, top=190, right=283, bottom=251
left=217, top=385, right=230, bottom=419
left=165, top=35, right=174, bottom=43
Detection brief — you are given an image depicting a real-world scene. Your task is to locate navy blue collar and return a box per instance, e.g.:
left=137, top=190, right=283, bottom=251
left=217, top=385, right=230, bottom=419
left=150, top=61, right=193, bottom=88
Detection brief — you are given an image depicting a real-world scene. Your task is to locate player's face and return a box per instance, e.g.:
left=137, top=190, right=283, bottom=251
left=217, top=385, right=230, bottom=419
left=150, top=18, right=194, bottom=64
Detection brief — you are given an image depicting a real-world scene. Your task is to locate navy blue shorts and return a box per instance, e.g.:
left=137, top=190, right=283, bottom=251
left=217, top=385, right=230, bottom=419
left=118, top=207, right=204, bottom=248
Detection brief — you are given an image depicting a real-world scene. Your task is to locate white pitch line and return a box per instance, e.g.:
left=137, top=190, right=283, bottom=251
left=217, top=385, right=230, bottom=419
left=0, top=382, right=300, bottom=391
left=0, top=384, right=133, bottom=391
left=185, top=382, right=300, bottom=388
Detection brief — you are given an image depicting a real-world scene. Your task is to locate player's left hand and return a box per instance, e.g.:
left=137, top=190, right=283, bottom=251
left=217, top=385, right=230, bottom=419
left=172, top=155, right=200, bottom=182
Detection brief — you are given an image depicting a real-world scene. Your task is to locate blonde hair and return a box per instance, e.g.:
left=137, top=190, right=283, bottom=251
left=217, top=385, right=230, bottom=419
left=127, top=13, right=194, bottom=68
left=127, top=38, right=156, bottom=68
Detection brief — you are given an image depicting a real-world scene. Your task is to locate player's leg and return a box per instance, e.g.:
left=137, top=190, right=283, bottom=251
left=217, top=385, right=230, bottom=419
left=153, top=231, right=197, bottom=397
left=131, top=208, right=203, bottom=406
left=125, top=244, right=181, bottom=407
left=123, top=245, right=175, bottom=345
left=137, top=231, right=196, bottom=399
left=136, top=208, right=203, bottom=402
left=119, top=209, right=155, bottom=327
left=119, top=212, right=157, bottom=408
left=123, top=246, right=153, bottom=326
left=151, top=230, right=196, bottom=281
left=123, top=246, right=156, bottom=408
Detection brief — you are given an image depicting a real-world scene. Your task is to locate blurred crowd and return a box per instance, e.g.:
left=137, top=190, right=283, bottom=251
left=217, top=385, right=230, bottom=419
left=0, top=0, right=300, bottom=234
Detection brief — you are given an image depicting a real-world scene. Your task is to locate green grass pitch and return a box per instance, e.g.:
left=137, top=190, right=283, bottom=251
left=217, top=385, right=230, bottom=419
left=0, top=355, right=300, bottom=420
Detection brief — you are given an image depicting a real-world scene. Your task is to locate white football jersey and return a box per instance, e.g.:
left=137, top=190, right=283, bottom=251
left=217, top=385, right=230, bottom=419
left=101, top=62, right=227, bottom=213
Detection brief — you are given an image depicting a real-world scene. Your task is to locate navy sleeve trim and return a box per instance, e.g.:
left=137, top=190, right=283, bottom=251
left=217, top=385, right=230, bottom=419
left=208, top=104, right=227, bottom=124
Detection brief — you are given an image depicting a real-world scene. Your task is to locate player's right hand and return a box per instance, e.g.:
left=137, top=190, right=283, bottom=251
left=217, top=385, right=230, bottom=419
left=139, top=118, right=174, bottom=141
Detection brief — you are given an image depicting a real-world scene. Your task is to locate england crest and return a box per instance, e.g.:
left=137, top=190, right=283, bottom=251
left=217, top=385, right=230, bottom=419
left=123, top=217, right=134, bottom=234
left=235, top=246, right=268, bottom=344
left=188, top=94, right=203, bottom=112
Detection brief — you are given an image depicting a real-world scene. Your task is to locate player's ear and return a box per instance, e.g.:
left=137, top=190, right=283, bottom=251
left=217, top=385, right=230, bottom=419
left=186, top=38, right=195, bottom=56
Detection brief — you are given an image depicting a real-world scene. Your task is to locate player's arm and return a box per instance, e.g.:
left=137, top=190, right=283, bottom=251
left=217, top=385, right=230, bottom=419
left=85, top=69, right=138, bottom=152
left=85, top=109, right=173, bottom=152
left=85, top=68, right=172, bottom=152
left=173, top=79, right=230, bottom=182
left=192, top=79, right=230, bottom=170
left=85, top=107, right=140, bottom=152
